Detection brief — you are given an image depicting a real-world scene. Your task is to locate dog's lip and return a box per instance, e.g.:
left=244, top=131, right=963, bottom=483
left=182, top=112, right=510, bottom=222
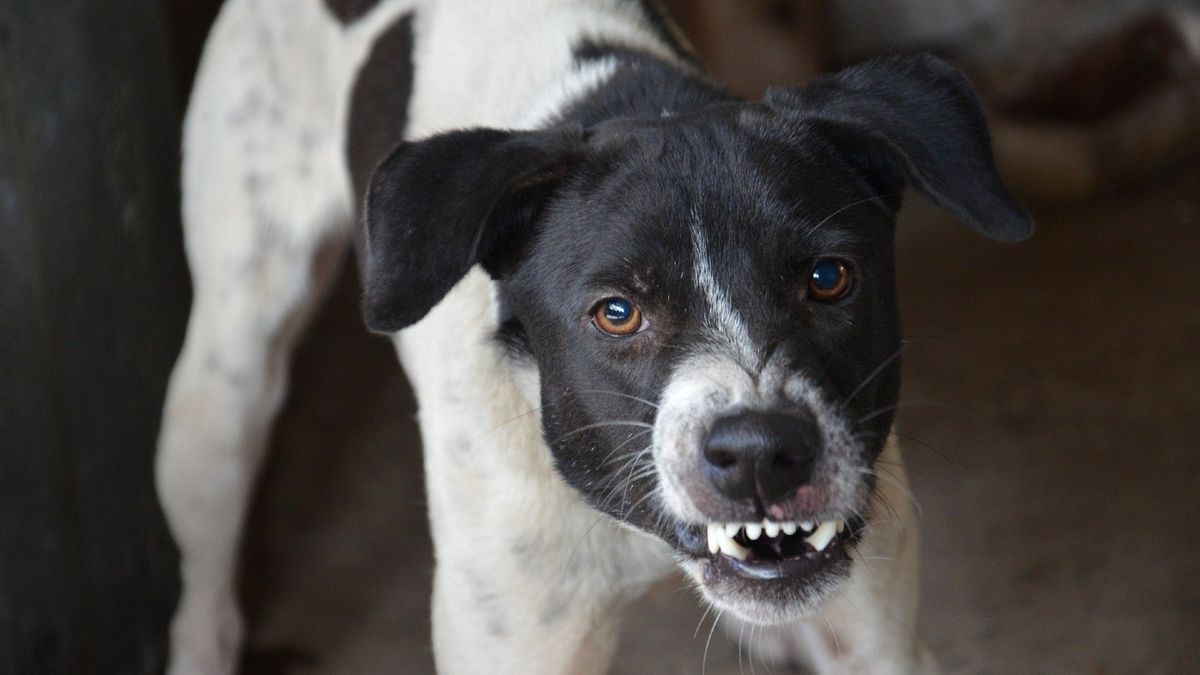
left=707, top=539, right=847, bottom=580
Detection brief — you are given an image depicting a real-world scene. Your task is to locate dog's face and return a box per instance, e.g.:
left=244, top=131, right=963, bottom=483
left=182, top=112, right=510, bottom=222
left=364, top=56, right=1031, bottom=623
left=495, top=113, right=903, bottom=621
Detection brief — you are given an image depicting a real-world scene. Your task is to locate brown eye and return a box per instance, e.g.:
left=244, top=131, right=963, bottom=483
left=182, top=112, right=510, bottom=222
left=593, top=298, right=643, bottom=336
left=807, top=259, right=853, bottom=301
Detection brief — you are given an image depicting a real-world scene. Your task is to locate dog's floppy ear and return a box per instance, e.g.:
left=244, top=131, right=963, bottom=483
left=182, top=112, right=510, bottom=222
left=363, top=126, right=584, bottom=332
left=765, top=54, right=1033, bottom=242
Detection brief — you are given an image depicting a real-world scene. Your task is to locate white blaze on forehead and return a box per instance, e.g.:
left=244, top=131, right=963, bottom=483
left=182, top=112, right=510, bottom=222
left=690, top=208, right=758, bottom=367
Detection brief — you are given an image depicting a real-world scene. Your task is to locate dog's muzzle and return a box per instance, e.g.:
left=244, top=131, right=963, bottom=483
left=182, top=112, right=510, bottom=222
left=693, top=411, right=857, bottom=575
left=652, top=360, right=870, bottom=620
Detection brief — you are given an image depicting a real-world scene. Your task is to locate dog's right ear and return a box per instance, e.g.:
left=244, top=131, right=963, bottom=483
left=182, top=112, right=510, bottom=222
left=764, top=54, right=1033, bottom=243
left=362, top=126, right=584, bottom=332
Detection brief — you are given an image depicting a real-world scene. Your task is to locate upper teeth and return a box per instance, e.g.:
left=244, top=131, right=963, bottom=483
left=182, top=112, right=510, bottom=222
left=705, top=519, right=845, bottom=561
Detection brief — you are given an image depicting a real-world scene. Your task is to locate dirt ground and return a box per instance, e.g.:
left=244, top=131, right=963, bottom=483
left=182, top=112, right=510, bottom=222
left=237, top=171, right=1200, bottom=674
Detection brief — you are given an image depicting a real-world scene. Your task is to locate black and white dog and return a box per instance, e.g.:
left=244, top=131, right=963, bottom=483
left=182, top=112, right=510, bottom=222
left=156, top=0, right=1031, bottom=673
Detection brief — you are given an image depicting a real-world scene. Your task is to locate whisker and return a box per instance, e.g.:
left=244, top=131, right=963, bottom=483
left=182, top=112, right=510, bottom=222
left=889, top=430, right=965, bottom=474
left=694, top=604, right=714, bottom=639
left=551, top=419, right=654, bottom=444
left=856, top=466, right=923, bottom=517
left=822, top=614, right=843, bottom=658
left=842, top=342, right=909, bottom=406
left=810, top=192, right=903, bottom=232
left=865, top=481, right=901, bottom=523
left=874, top=459, right=946, bottom=495
left=738, top=620, right=746, bottom=675
left=856, top=399, right=986, bottom=428
left=559, top=515, right=606, bottom=590
left=483, top=403, right=550, bottom=436
left=598, top=430, right=653, bottom=468
left=702, top=610, right=725, bottom=675
left=834, top=582, right=871, bottom=624
left=748, top=623, right=757, bottom=675
left=619, top=447, right=656, bottom=508
left=620, top=488, right=660, bottom=521
left=575, top=389, right=659, bottom=409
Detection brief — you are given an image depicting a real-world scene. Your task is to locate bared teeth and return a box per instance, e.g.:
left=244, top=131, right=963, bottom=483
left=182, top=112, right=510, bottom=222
left=706, top=518, right=846, bottom=559
left=803, top=520, right=842, bottom=553
left=744, top=522, right=763, bottom=540
left=707, top=523, right=749, bottom=560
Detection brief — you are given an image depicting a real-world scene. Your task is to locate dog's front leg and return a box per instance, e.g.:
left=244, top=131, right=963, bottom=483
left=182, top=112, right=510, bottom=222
left=428, top=496, right=665, bottom=674
left=422, top=427, right=672, bottom=675
left=395, top=296, right=673, bottom=675
left=732, top=438, right=938, bottom=675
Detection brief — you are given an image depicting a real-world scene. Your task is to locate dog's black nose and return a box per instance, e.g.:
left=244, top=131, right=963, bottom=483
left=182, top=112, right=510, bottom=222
left=702, top=411, right=820, bottom=506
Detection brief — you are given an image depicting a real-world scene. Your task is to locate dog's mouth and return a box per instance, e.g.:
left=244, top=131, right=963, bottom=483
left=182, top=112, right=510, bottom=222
left=704, top=519, right=845, bottom=573
left=664, top=514, right=861, bottom=622
left=662, top=514, right=859, bottom=619
left=696, top=517, right=855, bottom=580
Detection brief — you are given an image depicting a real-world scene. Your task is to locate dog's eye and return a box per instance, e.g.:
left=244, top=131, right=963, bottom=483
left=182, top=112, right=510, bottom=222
left=592, top=298, right=644, bottom=336
left=807, top=259, right=853, bottom=302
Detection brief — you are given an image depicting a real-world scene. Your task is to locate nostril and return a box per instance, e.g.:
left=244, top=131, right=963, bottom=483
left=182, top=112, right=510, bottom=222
left=771, top=452, right=801, bottom=469
left=706, top=449, right=739, bottom=469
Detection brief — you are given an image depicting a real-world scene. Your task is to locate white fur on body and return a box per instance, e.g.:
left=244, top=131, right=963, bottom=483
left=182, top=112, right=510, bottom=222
left=157, top=0, right=932, bottom=673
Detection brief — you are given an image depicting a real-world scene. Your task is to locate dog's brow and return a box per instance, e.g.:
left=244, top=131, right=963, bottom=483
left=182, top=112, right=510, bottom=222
left=689, top=206, right=758, bottom=368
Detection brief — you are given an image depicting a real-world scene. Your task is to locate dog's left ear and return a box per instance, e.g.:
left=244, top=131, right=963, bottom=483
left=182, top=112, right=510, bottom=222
left=765, top=54, right=1033, bottom=242
left=362, top=126, right=584, bottom=332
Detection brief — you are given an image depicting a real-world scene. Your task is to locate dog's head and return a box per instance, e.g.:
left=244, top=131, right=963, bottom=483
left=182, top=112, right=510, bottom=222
left=362, top=55, right=1031, bottom=623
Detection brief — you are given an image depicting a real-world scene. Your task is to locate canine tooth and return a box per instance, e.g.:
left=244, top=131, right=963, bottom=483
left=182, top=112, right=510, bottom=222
left=764, top=520, right=781, bottom=538
left=745, top=522, right=762, bottom=540
left=717, top=528, right=749, bottom=561
left=781, top=522, right=798, bottom=536
left=724, top=523, right=740, bottom=537
left=707, top=524, right=720, bottom=555
left=836, top=519, right=846, bottom=534
left=799, top=521, right=814, bottom=532
left=804, top=521, right=839, bottom=552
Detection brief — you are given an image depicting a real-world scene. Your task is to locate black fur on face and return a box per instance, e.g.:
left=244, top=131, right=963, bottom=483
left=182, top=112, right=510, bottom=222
left=500, top=110, right=906, bottom=509
left=363, top=53, right=1031, bottom=619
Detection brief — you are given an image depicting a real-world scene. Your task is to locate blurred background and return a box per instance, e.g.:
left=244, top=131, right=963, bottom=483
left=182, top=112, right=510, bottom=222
left=2, top=0, right=1198, bottom=673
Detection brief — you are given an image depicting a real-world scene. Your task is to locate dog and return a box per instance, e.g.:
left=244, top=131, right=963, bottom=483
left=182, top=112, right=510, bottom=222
left=155, top=0, right=1032, bottom=673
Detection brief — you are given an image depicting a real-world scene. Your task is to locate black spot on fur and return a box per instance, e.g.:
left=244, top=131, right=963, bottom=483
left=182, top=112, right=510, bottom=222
left=324, top=0, right=382, bottom=26
left=347, top=12, right=414, bottom=204
left=461, top=566, right=508, bottom=638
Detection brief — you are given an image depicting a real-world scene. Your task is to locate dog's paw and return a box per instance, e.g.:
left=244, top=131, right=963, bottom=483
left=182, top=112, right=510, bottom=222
left=166, top=590, right=244, bottom=675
